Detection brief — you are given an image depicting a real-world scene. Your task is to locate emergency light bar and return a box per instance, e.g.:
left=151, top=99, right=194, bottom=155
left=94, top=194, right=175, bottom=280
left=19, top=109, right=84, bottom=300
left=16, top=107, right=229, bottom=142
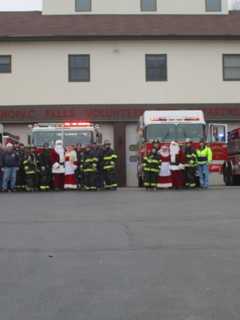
left=34, top=122, right=94, bottom=128
left=64, top=122, right=92, bottom=127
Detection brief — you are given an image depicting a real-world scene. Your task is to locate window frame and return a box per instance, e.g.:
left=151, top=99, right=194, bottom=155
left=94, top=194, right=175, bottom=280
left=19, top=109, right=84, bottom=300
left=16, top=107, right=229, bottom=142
left=0, top=55, right=12, bottom=74
left=68, top=54, right=90, bottom=82
left=223, top=54, right=240, bottom=82
left=205, top=0, right=222, bottom=12
left=141, top=0, right=157, bottom=12
left=75, top=0, right=92, bottom=12
left=145, top=54, right=168, bottom=82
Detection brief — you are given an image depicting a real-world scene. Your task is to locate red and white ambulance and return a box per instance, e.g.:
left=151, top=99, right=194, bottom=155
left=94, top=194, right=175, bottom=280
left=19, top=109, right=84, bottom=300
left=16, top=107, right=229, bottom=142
left=137, top=110, right=228, bottom=187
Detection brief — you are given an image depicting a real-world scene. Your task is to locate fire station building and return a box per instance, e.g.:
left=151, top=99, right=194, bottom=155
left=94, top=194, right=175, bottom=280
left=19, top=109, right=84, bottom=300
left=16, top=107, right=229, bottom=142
left=1, top=0, right=240, bottom=186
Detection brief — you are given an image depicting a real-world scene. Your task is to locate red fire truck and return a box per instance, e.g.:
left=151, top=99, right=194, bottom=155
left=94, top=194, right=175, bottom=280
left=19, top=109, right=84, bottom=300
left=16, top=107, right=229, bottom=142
left=30, top=122, right=102, bottom=148
left=223, top=128, right=240, bottom=185
left=0, top=124, right=21, bottom=146
left=137, top=110, right=228, bottom=187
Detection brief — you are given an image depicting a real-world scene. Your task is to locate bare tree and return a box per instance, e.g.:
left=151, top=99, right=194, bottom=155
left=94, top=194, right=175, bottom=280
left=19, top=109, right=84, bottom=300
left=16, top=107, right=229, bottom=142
left=232, top=0, right=240, bottom=9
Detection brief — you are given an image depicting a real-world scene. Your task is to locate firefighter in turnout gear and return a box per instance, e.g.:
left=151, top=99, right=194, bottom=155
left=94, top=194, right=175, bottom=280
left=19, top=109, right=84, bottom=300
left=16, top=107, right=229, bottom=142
left=15, top=144, right=26, bottom=191
left=102, top=140, right=118, bottom=190
left=76, top=144, right=85, bottom=190
left=143, top=148, right=161, bottom=190
left=23, top=148, right=38, bottom=192
left=38, top=143, right=52, bottom=191
left=184, top=139, right=197, bottom=188
left=83, top=146, right=98, bottom=191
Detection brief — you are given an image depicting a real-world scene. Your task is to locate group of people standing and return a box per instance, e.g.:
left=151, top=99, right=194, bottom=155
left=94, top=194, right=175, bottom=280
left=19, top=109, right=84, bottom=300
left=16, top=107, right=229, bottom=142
left=143, top=139, right=213, bottom=190
left=0, top=140, right=118, bottom=192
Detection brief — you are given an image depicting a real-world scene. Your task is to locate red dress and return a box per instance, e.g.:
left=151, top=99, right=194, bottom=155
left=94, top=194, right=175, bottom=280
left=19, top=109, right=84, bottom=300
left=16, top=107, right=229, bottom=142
left=64, top=151, right=78, bottom=190
left=50, top=149, right=65, bottom=190
left=170, top=151, right=185, bottom=189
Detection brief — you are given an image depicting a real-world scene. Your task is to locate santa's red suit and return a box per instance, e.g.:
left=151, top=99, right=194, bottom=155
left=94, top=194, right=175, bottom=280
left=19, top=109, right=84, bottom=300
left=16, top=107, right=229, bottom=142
left=170, top=142, right=185, bottom=189
left=158, top=146, right=173, bottom=189
left=51, top=140, right=65, bottom=190
left=64, top=148, right=78, bottom=190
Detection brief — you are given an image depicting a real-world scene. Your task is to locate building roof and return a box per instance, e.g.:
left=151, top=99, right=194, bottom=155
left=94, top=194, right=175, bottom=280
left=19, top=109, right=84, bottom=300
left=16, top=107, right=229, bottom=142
left=0, top=11, right=240, bottom=41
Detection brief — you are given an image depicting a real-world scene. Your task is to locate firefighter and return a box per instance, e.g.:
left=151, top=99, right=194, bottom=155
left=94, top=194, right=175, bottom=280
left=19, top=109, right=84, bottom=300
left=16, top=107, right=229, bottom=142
left=23, top=148, right=38, bottom=192
left=184, top=139, right=197, bottom=188
left=83, top=145, right=98, bottom=191
left=15, top=144, right=26, bottom=191
left=76, top=144, right=85, bottom=190
left=143, top=148, right=161, bottom=190
left=95, top=144, right=104, bottom=190
left=102, top=140, right=118, bottom=190
left=38, top=143, right=52, bottom=191
left=196, top=140, right=213, bottom=189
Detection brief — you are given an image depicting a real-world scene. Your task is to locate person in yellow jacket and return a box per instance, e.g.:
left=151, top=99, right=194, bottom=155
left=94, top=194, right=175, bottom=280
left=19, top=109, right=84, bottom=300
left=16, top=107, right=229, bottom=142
left=196, top=140, right=213, bottom=189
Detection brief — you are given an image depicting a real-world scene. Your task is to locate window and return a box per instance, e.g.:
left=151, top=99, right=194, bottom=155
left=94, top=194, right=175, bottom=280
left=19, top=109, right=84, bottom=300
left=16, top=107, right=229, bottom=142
left=223, top=54, right=240, bottom=81
left=141, top=0, right=157, bottom=11
left=206, top=0, right=222, bottom=12
left=145, top=54, right=167, bottom=82
left=68, top=55, right=90, bottom=82
left=145, top=124, right=204, bottom=142
left=75, top=0, right=91, bottom=12
left=0, top=55, right=11, bottom=73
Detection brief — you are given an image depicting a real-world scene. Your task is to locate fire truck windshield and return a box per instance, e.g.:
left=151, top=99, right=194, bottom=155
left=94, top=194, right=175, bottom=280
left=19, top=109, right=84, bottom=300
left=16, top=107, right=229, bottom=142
left=145, top=124, right=204, bottom=142
left=32, top=130, right=93, bottom=147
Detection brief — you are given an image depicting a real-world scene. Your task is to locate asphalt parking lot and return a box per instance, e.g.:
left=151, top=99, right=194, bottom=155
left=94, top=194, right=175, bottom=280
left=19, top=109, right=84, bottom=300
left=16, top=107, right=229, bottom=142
left=1, top=187, right=240, bottom=320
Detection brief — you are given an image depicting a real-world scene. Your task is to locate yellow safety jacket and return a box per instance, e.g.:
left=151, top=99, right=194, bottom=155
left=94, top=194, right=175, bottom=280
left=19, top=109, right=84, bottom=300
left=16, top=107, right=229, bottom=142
left=196, top=147, right=212, bottom=165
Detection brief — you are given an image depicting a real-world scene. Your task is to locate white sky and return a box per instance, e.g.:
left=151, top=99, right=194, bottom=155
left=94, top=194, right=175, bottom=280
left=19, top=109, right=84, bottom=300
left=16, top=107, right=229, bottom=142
left=0, top=0, right=234, bottom=11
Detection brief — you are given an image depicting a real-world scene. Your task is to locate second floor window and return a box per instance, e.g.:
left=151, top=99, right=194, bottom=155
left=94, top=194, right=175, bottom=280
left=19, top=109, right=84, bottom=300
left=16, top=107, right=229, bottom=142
left=146, top=54, right=167, bottom=82
left=0, top=55, right=11, bottom=73
left=141, top=0, right=157, bottom=12
left=206, top=0, right=222, bottom=12
left=75, top=0, right=91, bottom=12
left=68, top=55, right=90, bottom=82
left=223, top=54, right=240, bottom=81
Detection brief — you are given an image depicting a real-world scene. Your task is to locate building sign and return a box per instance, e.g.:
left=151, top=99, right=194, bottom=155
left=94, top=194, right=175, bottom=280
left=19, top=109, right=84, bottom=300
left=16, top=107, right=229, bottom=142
left=0, top=105, right=240, bottom=123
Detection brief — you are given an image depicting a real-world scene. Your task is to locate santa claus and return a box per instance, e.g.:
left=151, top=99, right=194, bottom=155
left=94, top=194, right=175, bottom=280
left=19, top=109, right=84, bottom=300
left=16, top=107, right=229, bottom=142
left=158, top=145, right=173, bottom=189
left=64, top=145, right=78, bottom=190
left=170, top=141, right=185, bottom=189
left=51, top=140, right=65, bottom=190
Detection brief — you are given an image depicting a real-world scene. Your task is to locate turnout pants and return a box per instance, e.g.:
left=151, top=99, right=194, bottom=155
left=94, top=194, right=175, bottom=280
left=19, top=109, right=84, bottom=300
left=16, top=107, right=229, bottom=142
left=144, top=171, right=158, bottom=188
left=185, top=167, right=196, bottom=188
left=39, top=169, right=51, bottom=190
left=104, top=169, right=117, bottom=189
left=84, top=172, right=96, bottom=190
left=25, top=174, right=37, bottom=191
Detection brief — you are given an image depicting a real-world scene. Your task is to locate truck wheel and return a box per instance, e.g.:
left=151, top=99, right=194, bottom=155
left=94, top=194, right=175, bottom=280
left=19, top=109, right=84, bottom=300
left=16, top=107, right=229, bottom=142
left=223, top=165, right=234, bottom=186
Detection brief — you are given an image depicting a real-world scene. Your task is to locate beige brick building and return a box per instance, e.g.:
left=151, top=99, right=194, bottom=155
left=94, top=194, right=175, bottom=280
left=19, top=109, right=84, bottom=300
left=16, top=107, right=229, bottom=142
left=0, top=0, right=240, bottom=185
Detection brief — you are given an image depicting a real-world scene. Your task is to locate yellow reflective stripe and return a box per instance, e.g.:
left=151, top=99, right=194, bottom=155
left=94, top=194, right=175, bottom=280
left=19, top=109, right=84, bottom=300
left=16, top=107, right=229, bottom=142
left=104, top=165, right=114, bottom=170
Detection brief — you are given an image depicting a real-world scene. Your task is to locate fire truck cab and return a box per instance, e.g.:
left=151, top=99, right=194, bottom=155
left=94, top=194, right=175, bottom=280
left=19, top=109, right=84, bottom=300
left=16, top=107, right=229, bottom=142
left=31, top=122, right=102, bottom=148
left=137, top=110, right=228, bottom=187
left=223, top=128, right=240, bottom=186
